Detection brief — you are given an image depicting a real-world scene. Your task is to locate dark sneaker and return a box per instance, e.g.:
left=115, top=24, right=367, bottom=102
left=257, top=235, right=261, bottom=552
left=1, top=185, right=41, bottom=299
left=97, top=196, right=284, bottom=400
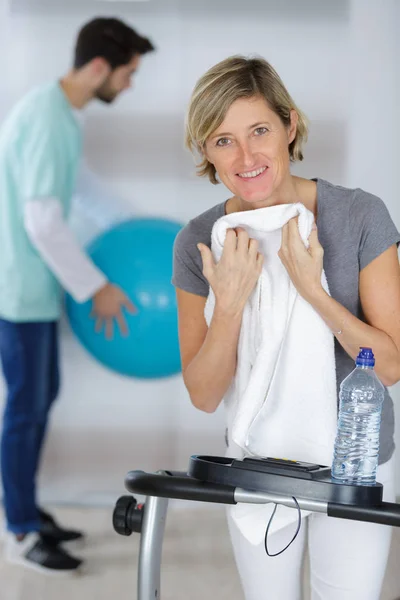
left=38, top=508, right=84, bottom=543
left=5, top=532, right=82, bottom=575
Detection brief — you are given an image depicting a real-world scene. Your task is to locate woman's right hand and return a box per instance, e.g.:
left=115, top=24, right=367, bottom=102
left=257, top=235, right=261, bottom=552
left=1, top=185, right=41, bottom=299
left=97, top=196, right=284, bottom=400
left=197, top=227, right=263, bottom=316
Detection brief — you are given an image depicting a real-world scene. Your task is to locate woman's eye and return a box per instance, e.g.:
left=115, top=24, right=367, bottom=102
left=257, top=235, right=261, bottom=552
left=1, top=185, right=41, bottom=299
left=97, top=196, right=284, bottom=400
left=254, top=127, right=268, bottom=136
left=216, top=137, right=231, bottom=147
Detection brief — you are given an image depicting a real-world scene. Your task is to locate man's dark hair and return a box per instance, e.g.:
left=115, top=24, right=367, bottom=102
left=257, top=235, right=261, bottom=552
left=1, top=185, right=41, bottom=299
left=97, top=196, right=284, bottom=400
left=74, top=17, right=155, bottom=70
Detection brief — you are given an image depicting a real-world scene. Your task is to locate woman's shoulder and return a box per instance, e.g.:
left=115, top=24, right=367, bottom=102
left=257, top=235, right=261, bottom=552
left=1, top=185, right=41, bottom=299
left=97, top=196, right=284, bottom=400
left=317, top=178, right=399, bottom=265
left=174, top=201, right=226, bottom=256
left=317, top=178, right=393, bottom=222
left=318, top=177, right=381, bottom=204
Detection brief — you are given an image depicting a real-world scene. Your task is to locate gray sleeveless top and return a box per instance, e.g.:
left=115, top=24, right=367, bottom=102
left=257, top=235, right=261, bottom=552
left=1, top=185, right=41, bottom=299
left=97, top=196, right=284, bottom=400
left=172, top=178, right=400, bottom=465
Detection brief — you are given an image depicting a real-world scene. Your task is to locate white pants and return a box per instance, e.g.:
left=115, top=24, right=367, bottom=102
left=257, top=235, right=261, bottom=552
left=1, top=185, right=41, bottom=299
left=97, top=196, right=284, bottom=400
left=227, top=458, right=395, bottom=600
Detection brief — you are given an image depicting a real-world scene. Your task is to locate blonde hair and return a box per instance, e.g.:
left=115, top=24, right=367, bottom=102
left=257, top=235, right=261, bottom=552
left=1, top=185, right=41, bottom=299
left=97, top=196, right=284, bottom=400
left=185, top=55, right=308, bottom=185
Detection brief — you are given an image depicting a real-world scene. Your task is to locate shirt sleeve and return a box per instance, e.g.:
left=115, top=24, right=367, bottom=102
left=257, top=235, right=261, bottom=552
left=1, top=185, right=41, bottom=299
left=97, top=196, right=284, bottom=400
left=350, top=191, right=400, bottom=271
left=21, top=120, right=69, bottom=202
left=171, top=225, right=210, bottom=297
left=24, top=198, right=107, bottom=303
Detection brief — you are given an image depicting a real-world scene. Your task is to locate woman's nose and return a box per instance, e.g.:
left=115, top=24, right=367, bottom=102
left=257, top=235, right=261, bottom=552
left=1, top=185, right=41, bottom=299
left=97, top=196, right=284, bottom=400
left=238, top=142, right=256, bottom=169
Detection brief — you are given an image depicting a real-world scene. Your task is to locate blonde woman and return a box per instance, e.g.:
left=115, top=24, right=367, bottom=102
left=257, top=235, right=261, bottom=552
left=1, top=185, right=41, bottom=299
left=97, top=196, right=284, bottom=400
left=172, top=56, right=400, bottom=600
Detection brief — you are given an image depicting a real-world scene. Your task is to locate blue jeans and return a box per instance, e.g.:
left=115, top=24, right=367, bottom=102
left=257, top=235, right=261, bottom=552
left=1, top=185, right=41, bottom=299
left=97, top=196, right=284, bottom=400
left=0, top=319, right=59, bottom=534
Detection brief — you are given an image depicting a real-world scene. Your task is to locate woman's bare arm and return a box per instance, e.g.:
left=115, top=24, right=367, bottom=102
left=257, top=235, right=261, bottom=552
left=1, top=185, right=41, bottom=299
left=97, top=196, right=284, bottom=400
left=176, top=228, right=263, bottom=412
left=176, top=289, right=242, bottom=412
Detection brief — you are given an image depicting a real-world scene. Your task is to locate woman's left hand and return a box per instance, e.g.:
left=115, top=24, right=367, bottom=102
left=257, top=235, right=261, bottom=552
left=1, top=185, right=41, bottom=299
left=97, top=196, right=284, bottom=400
left=278, top=217, right=325, bottom=303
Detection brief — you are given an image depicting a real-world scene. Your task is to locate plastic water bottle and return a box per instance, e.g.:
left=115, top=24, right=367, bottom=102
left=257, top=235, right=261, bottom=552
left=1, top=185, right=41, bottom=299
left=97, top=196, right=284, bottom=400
left=331, top=347, right=384, bottom=485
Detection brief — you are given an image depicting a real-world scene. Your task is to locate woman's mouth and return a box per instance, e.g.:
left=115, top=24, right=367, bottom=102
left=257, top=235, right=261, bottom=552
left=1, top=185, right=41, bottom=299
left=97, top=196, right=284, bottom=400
left=237, top=166, right=268, bottom=180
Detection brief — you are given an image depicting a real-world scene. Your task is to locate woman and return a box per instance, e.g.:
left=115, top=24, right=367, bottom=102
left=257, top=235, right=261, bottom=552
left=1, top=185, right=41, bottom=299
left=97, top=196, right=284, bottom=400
left=172, top=56, right=400, bottom=599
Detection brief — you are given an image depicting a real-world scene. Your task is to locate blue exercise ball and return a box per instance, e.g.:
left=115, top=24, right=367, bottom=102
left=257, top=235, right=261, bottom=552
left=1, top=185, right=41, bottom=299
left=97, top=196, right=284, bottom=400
left=65, top=217, right=183, bottom=379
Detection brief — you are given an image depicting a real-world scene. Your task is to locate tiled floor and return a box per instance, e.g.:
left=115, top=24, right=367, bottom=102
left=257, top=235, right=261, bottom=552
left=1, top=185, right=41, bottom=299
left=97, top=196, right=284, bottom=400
left=0, top=504, right=399, bottom=600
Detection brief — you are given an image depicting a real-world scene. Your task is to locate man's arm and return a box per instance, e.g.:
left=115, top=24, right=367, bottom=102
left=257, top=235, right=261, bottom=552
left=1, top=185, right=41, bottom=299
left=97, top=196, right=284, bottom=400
left=24, top=197, right=107, bottom=303
left=24, top=196, right=136, bottom=338
left=21, top=118, right=135, bottom=337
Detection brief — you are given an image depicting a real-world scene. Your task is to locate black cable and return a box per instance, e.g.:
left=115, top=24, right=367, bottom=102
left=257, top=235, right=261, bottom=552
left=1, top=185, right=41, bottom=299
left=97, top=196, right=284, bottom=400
left=264, top=497, right=302, bottom=557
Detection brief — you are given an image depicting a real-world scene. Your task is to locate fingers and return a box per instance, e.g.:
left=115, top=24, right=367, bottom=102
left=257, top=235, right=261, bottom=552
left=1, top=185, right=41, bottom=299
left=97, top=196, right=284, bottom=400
left=289, top=217, right=323, bottom=257
left=95, top=317, right=103, bottom=334
left=234, top=228, right=261, bottom=255
left=237, top=228, right=262, bottom=270
left=219, top=227, right=261, bottom=266
left=116, top=311, right=129, bottom=337
left=202, top=228, right=257, bottom=261
left=281, top=217, right=310, bottom=257
left=95, top=316, right=113, bottom=339
left=124, top=296, right=138, bottom=314
left=105, top=318, right=114, bottom=340
left=197, top=243, right=215, bottom=278
left=256, top=252, right=264, bottom=273
left=94, top=313, right=129, bottom=340
left=235, top=227, right=250, bottom=253
left=248, top=237, right=259, bottom=258
left=280, top=222, right=289, bottom=250
left=287, top=217, right=303, bottom=249
left=223, top=228, right=239, bottom=252
left=308, top=226, right=324, bottom=258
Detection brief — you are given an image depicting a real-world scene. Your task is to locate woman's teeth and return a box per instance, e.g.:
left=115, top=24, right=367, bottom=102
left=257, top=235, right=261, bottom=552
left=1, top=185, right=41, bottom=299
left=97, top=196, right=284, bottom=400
left=238, top=166, right=267, bottom=179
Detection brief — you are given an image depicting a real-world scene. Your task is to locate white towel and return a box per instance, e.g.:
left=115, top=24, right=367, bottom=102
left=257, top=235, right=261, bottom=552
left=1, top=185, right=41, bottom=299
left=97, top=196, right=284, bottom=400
left=204, top=202, right=337, bottom=544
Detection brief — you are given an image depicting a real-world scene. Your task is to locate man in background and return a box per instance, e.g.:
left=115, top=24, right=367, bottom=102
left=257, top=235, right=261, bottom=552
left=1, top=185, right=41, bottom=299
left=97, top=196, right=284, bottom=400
left=0, top=16, right=154, bottom=574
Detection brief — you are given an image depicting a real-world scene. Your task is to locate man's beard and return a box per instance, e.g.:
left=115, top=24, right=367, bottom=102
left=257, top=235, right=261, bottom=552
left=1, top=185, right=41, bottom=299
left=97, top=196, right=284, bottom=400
left=95, top=86, right=118, bottom=104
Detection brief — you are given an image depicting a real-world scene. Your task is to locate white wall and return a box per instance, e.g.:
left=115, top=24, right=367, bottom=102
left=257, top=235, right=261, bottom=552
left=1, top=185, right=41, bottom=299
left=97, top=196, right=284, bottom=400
left=346, top=0, right=400, bottom=494
left=0, top=0, right=399, bottom=504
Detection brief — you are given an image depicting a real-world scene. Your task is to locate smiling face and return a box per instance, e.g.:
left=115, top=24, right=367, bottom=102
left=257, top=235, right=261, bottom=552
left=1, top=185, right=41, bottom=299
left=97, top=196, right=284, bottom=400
left=204, top=95, right=298, bottom=207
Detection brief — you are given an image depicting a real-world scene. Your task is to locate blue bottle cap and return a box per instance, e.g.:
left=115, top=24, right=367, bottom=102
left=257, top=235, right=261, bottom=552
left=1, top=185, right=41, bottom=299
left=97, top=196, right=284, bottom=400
left=356, top=347, right=375, bottom=367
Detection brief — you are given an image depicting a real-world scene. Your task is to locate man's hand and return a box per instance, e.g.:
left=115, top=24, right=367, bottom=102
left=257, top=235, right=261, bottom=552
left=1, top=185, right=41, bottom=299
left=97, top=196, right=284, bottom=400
left=91, top=283, right=137, bottom=339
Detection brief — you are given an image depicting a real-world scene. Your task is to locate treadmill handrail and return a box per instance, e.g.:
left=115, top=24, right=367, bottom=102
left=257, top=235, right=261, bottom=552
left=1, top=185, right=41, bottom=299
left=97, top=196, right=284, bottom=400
left=124, top=470, right=400, bottom=527
left=125, top=470, right=236, bottom=504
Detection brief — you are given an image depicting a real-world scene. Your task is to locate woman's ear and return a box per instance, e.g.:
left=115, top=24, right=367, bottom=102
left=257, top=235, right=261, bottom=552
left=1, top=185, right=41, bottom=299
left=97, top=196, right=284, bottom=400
left=288, top=109, right=298, bottom=144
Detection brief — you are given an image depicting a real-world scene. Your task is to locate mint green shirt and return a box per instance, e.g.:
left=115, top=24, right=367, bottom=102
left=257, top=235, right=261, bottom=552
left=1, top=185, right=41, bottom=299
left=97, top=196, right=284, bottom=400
left=0, top=81, right=82, bottom=321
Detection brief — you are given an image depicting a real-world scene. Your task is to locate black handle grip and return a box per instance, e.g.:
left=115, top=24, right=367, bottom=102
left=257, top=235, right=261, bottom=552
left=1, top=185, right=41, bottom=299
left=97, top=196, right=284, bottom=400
left=125, top=470, right=236, bottom=505
left=328, top=501, right=400, bottom=526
